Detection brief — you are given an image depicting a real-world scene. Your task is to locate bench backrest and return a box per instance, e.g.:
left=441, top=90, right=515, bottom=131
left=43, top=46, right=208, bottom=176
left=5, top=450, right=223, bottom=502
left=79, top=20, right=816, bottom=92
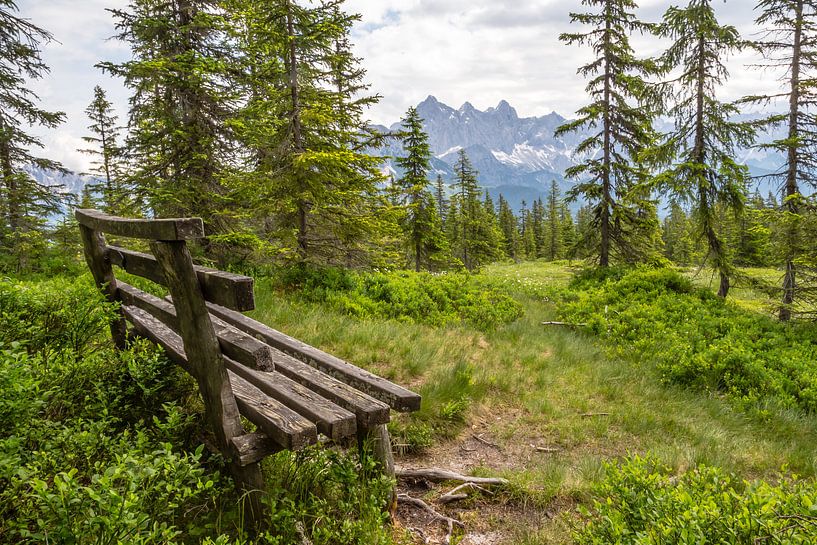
left=75, top=209, right=251, bottom=464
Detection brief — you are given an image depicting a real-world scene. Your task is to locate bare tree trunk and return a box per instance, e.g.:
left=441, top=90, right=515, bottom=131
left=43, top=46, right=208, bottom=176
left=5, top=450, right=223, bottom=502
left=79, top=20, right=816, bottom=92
left=693, top=34, right=729, bottom=298
left=286, top=1, right=309, bottom=261
left=781, top=0, right=803, bottom=321
left=600, top=8, right=612, bottom=268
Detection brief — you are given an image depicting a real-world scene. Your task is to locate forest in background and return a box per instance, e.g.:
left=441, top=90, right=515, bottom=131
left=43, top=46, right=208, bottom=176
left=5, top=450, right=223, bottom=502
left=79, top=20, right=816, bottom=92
left=1, top=0, right=817, bottom=319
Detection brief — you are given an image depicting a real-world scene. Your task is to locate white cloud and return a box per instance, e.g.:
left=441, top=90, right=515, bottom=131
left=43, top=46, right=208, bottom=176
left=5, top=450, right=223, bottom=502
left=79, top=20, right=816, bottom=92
left=13, top=0, right=787, bottom=171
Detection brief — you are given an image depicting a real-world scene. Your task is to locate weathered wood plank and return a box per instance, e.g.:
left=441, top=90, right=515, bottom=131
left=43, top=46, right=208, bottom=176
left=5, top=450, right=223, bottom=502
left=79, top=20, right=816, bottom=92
left=231, top=433, right=279, bottom=466
left=230, top=374, right=318, bottom=450
left=207, top=302, right=421, bottom=412
left=125, top=305, right=318, bottom=450
left=225, top=360, right=357, bottom=441
left=107, top=246, right=255, bottom=311
left=148, top=240, right=263, bottom=522
left=78, top=225, right=128, bottom=349
left=265, top=347, right=391, bottom=427
left=76, top=209, right=205, bottom=241
left=117, top=282, right=273, bottom=371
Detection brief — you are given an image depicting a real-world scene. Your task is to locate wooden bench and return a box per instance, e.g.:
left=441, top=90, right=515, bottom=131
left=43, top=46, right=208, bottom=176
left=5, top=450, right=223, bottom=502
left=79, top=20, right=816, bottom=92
left=75, top=209, right=421, bottom=526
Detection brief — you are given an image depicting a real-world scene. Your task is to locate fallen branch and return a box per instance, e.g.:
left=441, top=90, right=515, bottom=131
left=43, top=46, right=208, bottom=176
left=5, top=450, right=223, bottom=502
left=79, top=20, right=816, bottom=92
left=581, top=412, right=610, bottom=418
left=396, top=467, right=509, bottom=486
left=398, top=494, right=463, bottom=545
left=541, top=321, right=587, bottom=327
left=472, top=433, right=502, bottom=450
left=530, top=444, right=562, bottom=453
left=438, top=482, right=493, bottom=505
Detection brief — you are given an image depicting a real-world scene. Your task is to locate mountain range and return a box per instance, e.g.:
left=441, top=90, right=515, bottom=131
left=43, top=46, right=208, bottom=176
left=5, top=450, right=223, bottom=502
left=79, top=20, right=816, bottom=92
left=376, top=96, right=787, bottom=212
left=32, top=95, right=786, bottom=218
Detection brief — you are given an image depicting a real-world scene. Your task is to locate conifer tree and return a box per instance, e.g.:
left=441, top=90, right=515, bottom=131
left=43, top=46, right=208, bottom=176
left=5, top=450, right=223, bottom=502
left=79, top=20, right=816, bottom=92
left=545, top=180, right=564, bottom=260
left=395, top=106, right=447, bottom=271
left=529, top=198, right=544, bottom=258
left=227, top=0, right=385, bottom=265
left=0, top=1, right=65, bottom=267
left=662, top=202, right=695, bottom=264
left=741, top=0, right=817, bottom=318
left=655, top=0, right=754, bottom=297
left=560, top=204, right=577, bottom=258
left=498, top=194, right=521, bottom=260
left=449, top=150, right=501, bottom=269
left=103, top=0, right=234, bottom=235
left=575, top=204, right=600, bottom=258
left=434, top=174, right=448, bottom=222
left=555, top=0, right=658, bottom=267
left=451, top=150, right=481, bottom=270
left=78, top=85, right=126, bottom=214
left=520, top=201, right=536, bottom=259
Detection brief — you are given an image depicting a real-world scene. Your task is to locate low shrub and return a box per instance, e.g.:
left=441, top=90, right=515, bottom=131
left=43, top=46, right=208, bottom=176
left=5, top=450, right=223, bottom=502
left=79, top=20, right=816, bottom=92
left=575, top=455, right=817, bottom=544
left=557, top=267, right=817, bottom=412
left=277, top=265, right=523, bottom=330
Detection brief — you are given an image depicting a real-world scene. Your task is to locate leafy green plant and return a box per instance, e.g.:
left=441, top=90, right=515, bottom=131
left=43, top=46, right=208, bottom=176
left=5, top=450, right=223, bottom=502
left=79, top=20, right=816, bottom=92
left=575, top=455, right=817, bottom=544
left=261, top=446, right=394, bottom=545
left=557, top=267, right=817, bottom=413
left=274, top=265, right=523, bottom=330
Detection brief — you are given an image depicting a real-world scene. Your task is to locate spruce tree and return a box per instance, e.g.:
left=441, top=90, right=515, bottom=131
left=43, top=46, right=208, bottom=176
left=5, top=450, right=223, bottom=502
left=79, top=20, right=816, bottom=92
left=78, top=85, right=126, bottom=214
left=395, top=106, right=447, bottom=271
left=434, top=174, right=448, bottom=222
left=451, top=150, right=481, bottom=270
left=449, top=150, right=501, bottom=269
left=662, top=202, right=695, bottom=264
left=560, top=204, right=577, bottom=258
left=741, top=0, right=817, bottom=318
left=545, top=180, right=564, bottom=260
left=555, top=0, right=658, bottom=267
left=102, top=0, right=234, bottom=235
left=0, top=1, right=65, bottom=268
left=227, top=0, right=385, bottom=265
left=520, top=203, right=537, bottom=259
left=655, top=0, right=754, bottom=297
left=532, top=198, right=547, bottom=258
left=498, top=194, right=521, bottom=260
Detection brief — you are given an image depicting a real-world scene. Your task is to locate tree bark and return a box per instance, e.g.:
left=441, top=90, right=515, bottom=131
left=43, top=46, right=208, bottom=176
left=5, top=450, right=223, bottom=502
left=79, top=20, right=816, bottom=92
left=781, top=0, right=803, bottom=321
left=600, top=5, right=612, bottom=268
left=285, top=1, right=309, bottom=261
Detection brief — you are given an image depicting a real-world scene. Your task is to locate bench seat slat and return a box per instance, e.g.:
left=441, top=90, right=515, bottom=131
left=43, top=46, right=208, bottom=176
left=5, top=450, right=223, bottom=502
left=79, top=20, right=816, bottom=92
left=263, top=347, right=391, bottom=427
left=207, top=302, right=421, bottom=412
left=226, top=361, right=357, bottom=441
left=117, top=283, right=272, bottom=371
left=124, top=306, right=317, bottom=450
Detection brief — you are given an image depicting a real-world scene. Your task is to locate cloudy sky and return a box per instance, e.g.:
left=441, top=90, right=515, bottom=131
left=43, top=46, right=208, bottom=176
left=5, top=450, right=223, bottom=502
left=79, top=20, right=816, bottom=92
left=17, top=0, right=778, bottom=173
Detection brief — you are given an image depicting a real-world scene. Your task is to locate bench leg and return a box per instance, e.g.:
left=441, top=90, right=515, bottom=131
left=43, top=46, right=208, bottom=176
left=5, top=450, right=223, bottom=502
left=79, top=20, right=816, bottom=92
left=359, top=424, right=396, bottom=517
left=231, top=461, right=266, bottom=531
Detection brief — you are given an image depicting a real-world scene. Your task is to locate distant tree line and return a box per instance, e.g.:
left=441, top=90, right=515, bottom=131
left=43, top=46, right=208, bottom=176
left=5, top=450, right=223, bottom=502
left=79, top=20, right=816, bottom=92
left=1, top=0, right=817, bottom=320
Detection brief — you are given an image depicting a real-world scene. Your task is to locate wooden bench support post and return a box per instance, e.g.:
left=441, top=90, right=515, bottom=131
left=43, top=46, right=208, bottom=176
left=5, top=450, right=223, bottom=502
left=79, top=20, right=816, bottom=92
left=150, top=240, right=266, bottom=529
left=359, top=424, right=397, bottom=516
left=78, top=225, right=128, bottom=349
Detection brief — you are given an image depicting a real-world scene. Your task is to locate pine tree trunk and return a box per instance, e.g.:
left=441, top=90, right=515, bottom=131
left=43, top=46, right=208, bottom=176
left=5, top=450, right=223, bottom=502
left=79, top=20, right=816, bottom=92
left=600, top=9, right=612, bottom=268
left=285, top=3, right=308, bottom=261
left=693, top=34, right=729, bottom=298
left=781, top=0, right=803, bottom=321
left=0, top=131, right=19, bottom=240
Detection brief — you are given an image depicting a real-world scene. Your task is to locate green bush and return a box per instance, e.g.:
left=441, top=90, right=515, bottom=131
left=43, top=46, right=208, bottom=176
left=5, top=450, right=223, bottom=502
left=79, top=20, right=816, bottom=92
left=557, top=267, right=817, bottom=412
left=277, top=265, right=523, bottom=330
left=575, top=456, right=817, bottom=544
